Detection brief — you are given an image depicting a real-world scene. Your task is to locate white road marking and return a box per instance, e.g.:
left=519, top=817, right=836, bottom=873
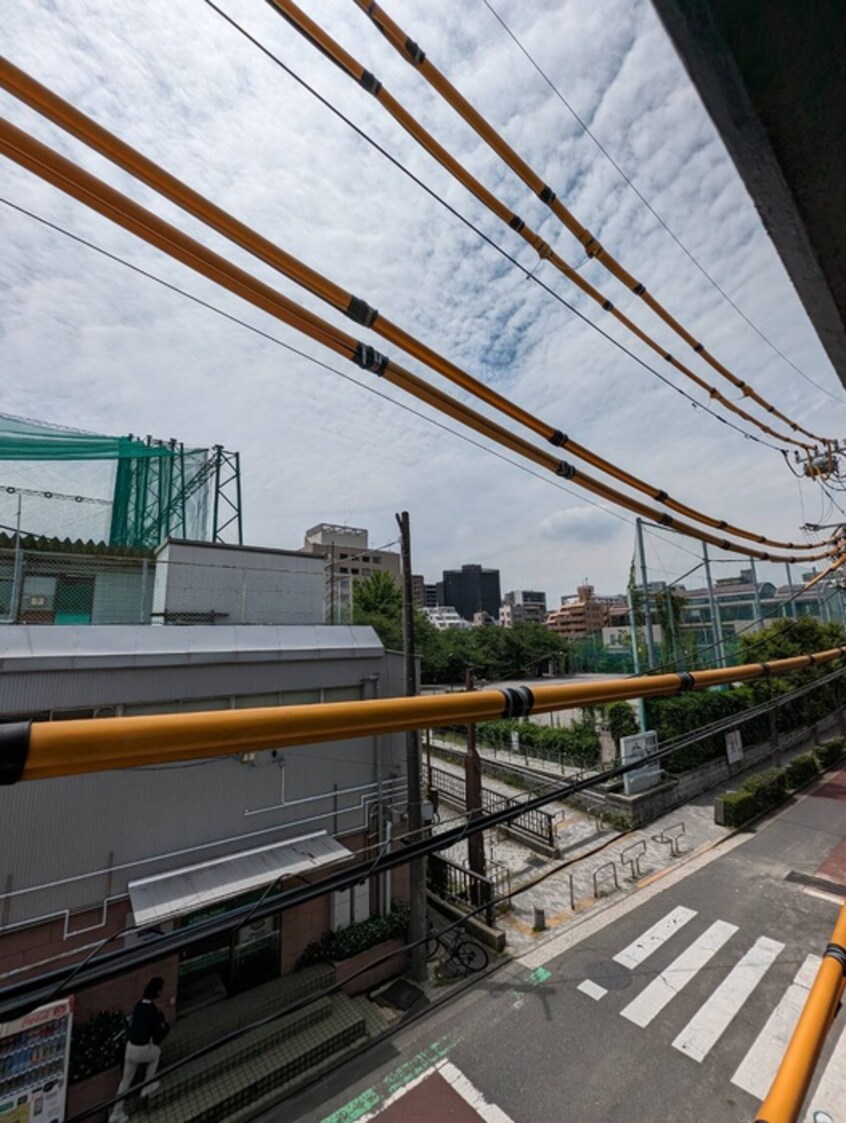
left=620, top=919, right=738, bottom=1028
left=520, top=831, right=752, bottom=971
left=438, top=1061, right=517, bottom=1122
left=804, top=1016, right=846, bottom=1121
left=731, top=953, right=821, bottom=1100
left=614, top=905, right=698, bottom=969
left=577, top=979, right=608, bottom=1001
left=672, top=935, right=784, bottom=1062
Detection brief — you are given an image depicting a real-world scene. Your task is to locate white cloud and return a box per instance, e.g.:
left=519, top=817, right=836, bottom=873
left=1, top=0, right=844, bottom=606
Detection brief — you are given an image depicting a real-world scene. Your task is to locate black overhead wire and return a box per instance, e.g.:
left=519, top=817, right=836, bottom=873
left=0, top=196, right=632, bottom=530
left=478, top=0, right=846, bottom=410
left=198, top=0, right=786, bottom=458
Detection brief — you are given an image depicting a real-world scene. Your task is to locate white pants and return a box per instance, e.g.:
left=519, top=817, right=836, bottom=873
left=110, top=1043, right=160, bottom=1120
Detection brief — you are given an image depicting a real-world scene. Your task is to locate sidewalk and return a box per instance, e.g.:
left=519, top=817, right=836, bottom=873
left=427, top=726, right=839, bottom=958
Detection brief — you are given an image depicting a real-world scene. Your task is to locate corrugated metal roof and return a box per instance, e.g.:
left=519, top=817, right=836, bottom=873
left=0, top=624, right=384, bottom=671
left=128, top=830, right=353, bottom=926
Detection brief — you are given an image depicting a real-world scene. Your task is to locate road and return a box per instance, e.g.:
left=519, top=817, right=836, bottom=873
left=279, top=765, right=846, bottom=1122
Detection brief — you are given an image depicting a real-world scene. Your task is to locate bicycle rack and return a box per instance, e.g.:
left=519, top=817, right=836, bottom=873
left=652, top=820, right=686, bottom=857
left=593, top=862, right=619, bottom=898
left=620, top=838, right=647, bottom=880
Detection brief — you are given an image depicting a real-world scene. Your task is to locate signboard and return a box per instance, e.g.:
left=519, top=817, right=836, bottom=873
left=0, top=998, right=73, bottom=1123
left=620, top=731, right=661, bottom=795
left=726, top=729, right=744, bottom=766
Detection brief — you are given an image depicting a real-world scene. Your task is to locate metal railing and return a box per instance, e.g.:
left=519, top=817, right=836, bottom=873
left=428, top=765, right=556, bottom=849
left=428, top=852, right=509, bottom=927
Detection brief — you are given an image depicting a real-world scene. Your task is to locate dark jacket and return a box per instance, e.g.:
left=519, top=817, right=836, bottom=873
left=127, top=999, right=169, bottom=1047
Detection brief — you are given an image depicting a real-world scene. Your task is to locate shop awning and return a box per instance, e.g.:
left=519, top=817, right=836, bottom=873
left=128, top=830, right=354, bottom=927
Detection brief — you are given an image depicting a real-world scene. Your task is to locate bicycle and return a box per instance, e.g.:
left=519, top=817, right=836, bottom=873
left=426, top=921, right=489, bottom=976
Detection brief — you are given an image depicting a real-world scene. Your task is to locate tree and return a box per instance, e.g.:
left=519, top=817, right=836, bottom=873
left=352, top=571, right=402, bottom=617
left=351, top=571, right=404, bottom=651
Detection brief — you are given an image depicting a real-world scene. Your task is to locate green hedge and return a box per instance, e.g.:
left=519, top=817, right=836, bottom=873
left=741, top=767, right=788, bottom=812
left=814, top=738, right=846, bottom=770
left=722, top=790, right=758, bottom=828
left=785, top=753, right=818, bottom=789
left=473, top=719, right=600, bottom=769
left=296, top=900, right=410, bottom=969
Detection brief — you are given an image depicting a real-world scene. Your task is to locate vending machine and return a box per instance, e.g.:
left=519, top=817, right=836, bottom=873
left=0, top=998, right=73, bottom=1123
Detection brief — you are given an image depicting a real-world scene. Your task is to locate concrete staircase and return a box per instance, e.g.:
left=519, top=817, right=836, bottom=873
left=133, top=968, right=386, bottom=1123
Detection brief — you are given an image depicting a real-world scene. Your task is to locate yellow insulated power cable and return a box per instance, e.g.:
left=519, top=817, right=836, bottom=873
left=261, top=1, right=819, bottom=455
left=349, top=0, right=836, bottom=451
left=0, top=60, right=829, bottom=557
left=4, top=645, right=845, bottom=781
left=0, top=118, right=834, bottom=564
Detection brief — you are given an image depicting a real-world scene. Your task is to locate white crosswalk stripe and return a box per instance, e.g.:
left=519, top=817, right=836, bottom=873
left=590, top=909, right=846, bottom=1107
left=621, top=919, right=737, bottom=1028
left=730, top=953, right=820, bottom=1099
left=672, top=935, right=784, bottom=1062
left=613, top=904, right=697, bottom=970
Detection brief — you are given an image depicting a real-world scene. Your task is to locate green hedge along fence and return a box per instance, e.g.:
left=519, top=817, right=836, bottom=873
left=720, top=738, right=845, bottom=828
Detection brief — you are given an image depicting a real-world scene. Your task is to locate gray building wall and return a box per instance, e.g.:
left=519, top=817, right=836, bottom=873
left=152, top=540, right=325, bottom=625
left=0, top=626, right=406, bottom=929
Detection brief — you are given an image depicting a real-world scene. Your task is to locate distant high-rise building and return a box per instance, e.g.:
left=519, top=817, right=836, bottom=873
left=411, top=574, right=425, bottom=608
left=439, top=564, right=501, bottom=622
left=423, top=583, right=438, bottom=608
left=499, top=589, right=547, bottom=628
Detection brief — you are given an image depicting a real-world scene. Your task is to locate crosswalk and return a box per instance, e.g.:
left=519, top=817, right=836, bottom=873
left=576, top=906, right=845, bottom=1116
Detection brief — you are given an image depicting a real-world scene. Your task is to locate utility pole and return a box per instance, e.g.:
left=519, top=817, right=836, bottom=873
left=395, top=511, right=427, bottom=982
left=329, top=542, right=336, bottom=625
left=635, top=519, right=657, bottom=669
left=464, top=667, right=487, bottom=894
left=702, top=542, right=726, bottom=667
left=749, top=557, right=764, bottom=632
left=626, top=585, right=647, bottom=732
left=784, top=562, right=796, bottom=620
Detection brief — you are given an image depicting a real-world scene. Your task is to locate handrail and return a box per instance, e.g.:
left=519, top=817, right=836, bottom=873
left=756, top=901, right=846, bottom=1122
left=1, top=647, right=845, bottom=782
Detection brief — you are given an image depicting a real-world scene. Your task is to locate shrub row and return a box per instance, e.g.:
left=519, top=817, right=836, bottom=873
left=296, top=900, right=410, bottom=969
left=473, top=718, right=601, bottom=769
left=721, top=738, right=845, bottom=827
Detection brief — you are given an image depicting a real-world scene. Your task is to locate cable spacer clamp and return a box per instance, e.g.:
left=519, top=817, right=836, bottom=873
left=405, top=37, right=425, bottom=64
left=824, top=943, right=846, bottom=974
left=659, top=514, right=673, bottom=526
left=758, top=663, right=772, bottom=678
left=500, top=685, right=535, bottom=719
left=677, top=672, right=695, bottom=693
left=555, top=461, right=576, bottom=479
left=654, top=490, right=668, bottom=501
left=694, top=342, right=704, bottom=353
left=549, top=430, right=568, bottom=448
left=509, top=215, right=525, bottom=233
left=353, top=343, right=388, bottom=376
left=633, top=283, right=646, bottom=296
left=602, top=299, right=614, bottom=312
left=359, top=70, right=382, bottom=96
left=347, top=295, right=378, bottom=327
left=539, top=184, right=557, bottom=205
left=0, top=721, right=31, bottom=786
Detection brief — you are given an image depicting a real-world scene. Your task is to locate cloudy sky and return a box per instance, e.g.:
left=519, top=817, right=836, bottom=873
left=2, top=0, right=845, bottom=603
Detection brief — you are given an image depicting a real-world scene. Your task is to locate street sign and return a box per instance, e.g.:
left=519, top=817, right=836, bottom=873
left=726, top=729, right=744, bottom=765
left=620, top=730, right=660, bottom=795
